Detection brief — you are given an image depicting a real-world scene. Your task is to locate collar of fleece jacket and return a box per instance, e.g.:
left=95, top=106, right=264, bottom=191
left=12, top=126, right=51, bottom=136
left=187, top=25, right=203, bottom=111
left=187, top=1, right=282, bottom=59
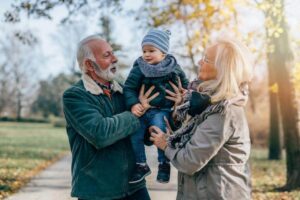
left=81, top=73, right=123, bottom=95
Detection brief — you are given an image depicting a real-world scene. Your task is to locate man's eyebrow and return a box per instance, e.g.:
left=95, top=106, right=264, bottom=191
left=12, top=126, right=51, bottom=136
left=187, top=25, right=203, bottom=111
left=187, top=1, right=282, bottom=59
left=102, top=51, right=113, bottom=56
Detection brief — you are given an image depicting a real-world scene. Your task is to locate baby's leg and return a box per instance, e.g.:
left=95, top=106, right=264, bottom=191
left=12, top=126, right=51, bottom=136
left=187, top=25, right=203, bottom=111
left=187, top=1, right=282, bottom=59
left=148, top=109, right=171, bottom=183
left=130, top=118, right=147, bottom=163
left=148, top=109, right=171, bottom=163
left=129, top=117, right=151, bottom=184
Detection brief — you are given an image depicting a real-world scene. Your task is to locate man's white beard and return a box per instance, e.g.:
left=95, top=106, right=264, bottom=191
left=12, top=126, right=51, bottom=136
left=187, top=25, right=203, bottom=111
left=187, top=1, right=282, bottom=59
left=94, top=64, right=117, bottom=81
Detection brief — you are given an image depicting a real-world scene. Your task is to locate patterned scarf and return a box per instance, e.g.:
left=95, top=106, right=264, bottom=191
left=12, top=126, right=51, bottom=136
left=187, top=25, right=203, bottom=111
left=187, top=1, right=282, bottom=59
left=137, top=54, right=177, bottom=77
left=168, top=93, right=248, bottom=149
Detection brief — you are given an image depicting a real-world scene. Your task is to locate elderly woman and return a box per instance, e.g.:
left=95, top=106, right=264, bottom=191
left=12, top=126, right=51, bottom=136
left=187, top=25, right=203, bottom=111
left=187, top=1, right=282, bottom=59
left=149, top=37, right=253, bottom=200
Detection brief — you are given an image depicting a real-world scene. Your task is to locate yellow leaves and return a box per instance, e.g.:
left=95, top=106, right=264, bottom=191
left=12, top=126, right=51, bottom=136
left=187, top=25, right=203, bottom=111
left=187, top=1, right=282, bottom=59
left=267, top=63, right=300, bottom=95
left=251, top=149, right=300, bottom=200
left=201, top=33, right=209, bottom=47
left=257, top=2, right=270, bottom=11
left=257, top=0, right=282, bottom=13
left=264, top=0, right=285, bottom=53
left=174, top=10, right=181, bottom=19
left=262, top=0, right=284, bottom=39
left=267, top=43, right=275, bottom=53
left=253, top=192, right=297, bottom=200
left=269, top=83, right=278, bottom=93
left=194, top=30, right=200, bottom=38
left=274, top=28, right=283, bottom=38
left=267, top=26, right=284, bottom=38
left=224, top=0, right=237, bottom=11
left=205, top=4, right=215, bottom=18
left=292, top=62, right=300, bottom=91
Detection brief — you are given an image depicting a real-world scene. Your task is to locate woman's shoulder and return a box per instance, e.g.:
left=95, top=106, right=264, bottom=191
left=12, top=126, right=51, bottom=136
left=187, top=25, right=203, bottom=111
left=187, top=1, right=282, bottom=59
left=201, top=100, right=246, bottom=126
left=213, top=103, right=248, bottom=134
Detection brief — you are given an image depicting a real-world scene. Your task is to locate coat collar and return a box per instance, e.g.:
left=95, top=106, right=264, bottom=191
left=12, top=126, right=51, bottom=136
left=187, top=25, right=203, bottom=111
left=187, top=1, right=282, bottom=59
left=81, top=73, right=123, bottom=95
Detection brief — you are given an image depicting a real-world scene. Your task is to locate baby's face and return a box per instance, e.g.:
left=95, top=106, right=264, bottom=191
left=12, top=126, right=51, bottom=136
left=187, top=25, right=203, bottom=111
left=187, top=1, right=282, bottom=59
left=142, top=45, right=166, bottom=65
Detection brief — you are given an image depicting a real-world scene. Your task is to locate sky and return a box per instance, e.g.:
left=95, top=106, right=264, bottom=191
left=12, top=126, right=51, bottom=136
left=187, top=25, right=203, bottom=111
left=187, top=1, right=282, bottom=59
left=0, top=0, right=299, bottom=80
left=0, top=0, right=145, bottom=79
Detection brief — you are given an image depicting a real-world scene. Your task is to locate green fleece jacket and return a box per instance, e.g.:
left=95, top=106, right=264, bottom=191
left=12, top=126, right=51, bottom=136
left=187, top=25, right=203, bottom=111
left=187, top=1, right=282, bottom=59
left=63, top=75, right=145, bottom=200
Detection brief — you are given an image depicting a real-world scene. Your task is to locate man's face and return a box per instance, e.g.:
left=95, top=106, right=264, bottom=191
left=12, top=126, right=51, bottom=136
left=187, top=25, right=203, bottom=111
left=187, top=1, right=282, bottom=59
left=88, top=40, right=118, bottom=82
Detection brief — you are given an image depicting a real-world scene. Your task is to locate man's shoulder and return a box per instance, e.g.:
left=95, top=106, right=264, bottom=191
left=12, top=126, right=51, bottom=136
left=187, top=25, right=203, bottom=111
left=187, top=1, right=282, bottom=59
left=63, top=80, right=85, bottom=97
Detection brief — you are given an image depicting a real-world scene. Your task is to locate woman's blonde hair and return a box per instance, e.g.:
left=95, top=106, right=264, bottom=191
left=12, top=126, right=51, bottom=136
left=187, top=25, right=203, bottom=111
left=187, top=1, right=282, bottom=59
left=198, top=37, right=254, bottom=103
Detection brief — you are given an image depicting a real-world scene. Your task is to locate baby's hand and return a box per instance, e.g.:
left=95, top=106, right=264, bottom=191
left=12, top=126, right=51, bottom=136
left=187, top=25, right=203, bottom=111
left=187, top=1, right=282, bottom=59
left=131, top=103, right=144, bottom=117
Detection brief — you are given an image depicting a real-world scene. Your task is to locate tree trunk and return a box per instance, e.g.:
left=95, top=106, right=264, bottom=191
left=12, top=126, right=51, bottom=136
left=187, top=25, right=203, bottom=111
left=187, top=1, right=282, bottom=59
left=14, top=68, right=22, bottom=121
left=266, top=0, right=300, bottom=190
left=268, top=89, right=281, bottom=160
left=276, top=53, right=300, bottom=189
left=16, top=89, right=22, bottom=121
left=276, top=55, right=300, bottom=189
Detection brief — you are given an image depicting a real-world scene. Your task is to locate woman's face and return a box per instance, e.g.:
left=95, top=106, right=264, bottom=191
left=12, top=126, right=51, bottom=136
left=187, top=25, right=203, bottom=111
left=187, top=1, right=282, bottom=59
left=198, top=45, right=218, bottom=81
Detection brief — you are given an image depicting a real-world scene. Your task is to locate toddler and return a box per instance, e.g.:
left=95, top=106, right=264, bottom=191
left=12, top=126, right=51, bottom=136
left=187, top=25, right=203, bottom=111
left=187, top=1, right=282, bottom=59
left=124, top=29, right=189, bottom=184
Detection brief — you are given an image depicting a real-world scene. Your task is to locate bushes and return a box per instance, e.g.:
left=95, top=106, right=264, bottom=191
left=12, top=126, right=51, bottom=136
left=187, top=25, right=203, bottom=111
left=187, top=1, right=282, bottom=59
left=52, top=118, right=66, bottom=127
left=0, top=116, right=67, bottom=127
left=0, top=117, right=49, bottom=123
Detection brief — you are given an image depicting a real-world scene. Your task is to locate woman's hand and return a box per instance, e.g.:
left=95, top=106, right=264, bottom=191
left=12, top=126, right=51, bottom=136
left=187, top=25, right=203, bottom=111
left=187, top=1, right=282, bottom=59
left=139, top=84, right=159, bottom=112
left=149, top=125, right=170, bottom=151
left=166, top=76, right=187, bottom=107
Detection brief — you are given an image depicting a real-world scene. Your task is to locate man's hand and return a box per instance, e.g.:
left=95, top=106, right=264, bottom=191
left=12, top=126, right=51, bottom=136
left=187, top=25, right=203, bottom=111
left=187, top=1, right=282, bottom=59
left=139, top=85, right=159, bottom=112
left=131, top=103, right=144, bottom=117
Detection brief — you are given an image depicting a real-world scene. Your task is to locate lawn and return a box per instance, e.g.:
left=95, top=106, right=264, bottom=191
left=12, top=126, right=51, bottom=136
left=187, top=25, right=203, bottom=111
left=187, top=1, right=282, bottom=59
left=0, top=122, right=69, bottom=199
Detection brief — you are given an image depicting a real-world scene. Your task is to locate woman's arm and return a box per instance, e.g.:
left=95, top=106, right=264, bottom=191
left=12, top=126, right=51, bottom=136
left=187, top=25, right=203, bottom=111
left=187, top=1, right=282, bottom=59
left=151, top=113, right=232, bottom=176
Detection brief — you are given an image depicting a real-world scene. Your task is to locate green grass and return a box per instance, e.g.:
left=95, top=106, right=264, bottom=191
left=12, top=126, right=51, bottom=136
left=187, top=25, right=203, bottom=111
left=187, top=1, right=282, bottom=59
left=251, top=148, right=300, bottom=200
left=0, top=122, right=69, bottom=199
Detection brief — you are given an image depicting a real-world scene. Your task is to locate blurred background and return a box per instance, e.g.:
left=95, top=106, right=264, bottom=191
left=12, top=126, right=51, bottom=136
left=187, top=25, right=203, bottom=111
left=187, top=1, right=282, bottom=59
left=0, top=0, right=300, bottom=199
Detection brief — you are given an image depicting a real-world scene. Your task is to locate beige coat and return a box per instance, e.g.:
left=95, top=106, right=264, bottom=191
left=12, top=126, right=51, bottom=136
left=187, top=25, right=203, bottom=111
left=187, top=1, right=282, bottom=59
left=165, top=103, right=251, bottom=200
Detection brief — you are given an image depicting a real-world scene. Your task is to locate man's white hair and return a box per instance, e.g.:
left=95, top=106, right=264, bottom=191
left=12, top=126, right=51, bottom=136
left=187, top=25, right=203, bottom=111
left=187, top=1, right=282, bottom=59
left=76, top=34, right=103, bottom=73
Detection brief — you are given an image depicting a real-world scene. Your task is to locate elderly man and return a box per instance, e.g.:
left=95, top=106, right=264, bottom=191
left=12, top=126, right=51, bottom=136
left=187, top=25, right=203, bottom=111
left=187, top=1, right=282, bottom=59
left=63, top=35, right=153, bottom=200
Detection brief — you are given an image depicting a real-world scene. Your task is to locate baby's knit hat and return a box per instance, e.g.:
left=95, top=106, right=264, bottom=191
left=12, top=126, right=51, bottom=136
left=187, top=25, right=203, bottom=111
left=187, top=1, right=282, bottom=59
left=141, top=29, right=171, bottom=54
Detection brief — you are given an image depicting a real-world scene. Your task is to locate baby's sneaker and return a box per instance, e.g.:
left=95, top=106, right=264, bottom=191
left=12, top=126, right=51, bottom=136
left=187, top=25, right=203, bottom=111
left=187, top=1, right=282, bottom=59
left=129, top=163, right=151, bottom=184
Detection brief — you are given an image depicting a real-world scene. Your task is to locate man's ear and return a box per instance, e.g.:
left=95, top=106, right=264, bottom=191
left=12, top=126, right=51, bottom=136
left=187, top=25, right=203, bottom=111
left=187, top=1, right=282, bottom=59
left=84, top=59, right=93, bottom=72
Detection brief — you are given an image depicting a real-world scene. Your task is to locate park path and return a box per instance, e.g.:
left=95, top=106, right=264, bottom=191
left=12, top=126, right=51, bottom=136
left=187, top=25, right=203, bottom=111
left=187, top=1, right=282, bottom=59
left=5, top=146, right=177, bottom=200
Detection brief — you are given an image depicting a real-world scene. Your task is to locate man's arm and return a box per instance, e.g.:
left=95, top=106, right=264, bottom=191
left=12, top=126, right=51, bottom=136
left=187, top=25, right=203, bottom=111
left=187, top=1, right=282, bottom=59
left=63, top=89, right=140, bottom=149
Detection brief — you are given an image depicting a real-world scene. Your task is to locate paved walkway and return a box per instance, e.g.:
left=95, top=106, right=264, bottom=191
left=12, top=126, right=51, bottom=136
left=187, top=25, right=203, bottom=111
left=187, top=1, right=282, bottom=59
left=5, top=146, right=177, bottom=200
left=145, top=146, right=178, bottom=199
